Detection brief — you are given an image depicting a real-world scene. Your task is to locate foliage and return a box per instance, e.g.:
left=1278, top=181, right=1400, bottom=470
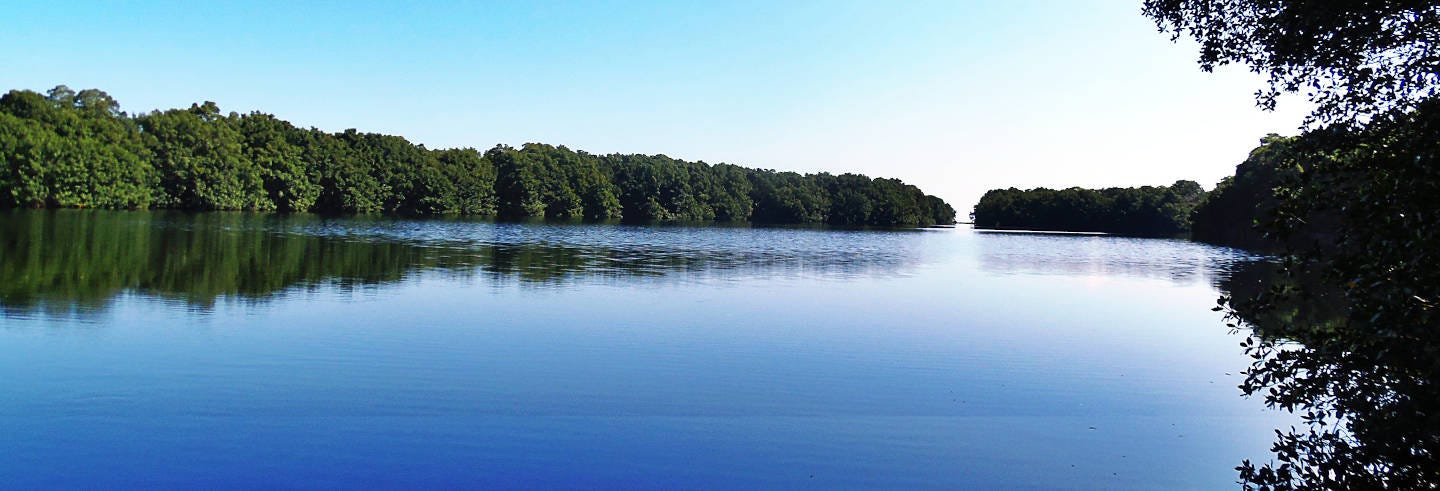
left=1221, top=103, right=1440, bottom=490
left=0, top=86, right=955, bottom=227
left=1148, top=1, right=1440, bottom=487
left=971, top=180, right=1205, bottom=236
left=1143, top=0, right=1440, bottom=125
left=1189, top=134, right=1302, bottom=250
left=0, top=88, right=154, bottom=209
left=138, top=103, right=271, bottom=210
left=491, top=143, right=620, bottom=220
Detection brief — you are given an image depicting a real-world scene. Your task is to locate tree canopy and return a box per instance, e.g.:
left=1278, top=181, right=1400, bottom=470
left=1188, top=134, right=1301, bottom=250
left=1143, top=0, right=1440, bottom=125
left=971, top=180, right=1205, bottom=236
left=1146, top=1, right=1440, bottom=488
left=0, top=86, right=956, bottom=227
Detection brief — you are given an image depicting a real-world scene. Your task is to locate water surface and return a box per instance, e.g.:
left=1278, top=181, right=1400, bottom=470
left=0, top=210, right=1283, bottom=489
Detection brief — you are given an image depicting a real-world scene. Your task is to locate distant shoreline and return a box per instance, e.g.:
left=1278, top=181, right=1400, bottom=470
left=973, top=228, right=1107, bottom=236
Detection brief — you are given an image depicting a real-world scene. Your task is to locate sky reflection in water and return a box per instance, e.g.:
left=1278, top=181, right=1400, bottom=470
left=0, top=210, right=1282, bottom=489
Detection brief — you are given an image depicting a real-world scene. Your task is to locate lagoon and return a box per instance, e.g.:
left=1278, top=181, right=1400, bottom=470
left=0, top=210, right=1284, bottom=489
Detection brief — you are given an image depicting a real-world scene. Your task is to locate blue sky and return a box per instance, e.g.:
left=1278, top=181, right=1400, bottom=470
left=1, top=0, right=1309, bottom=211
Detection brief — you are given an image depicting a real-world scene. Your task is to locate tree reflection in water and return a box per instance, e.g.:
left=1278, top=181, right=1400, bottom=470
left=1217, top=259, right=1439, bottom=488
left=0, top=210, right=918, bottom=316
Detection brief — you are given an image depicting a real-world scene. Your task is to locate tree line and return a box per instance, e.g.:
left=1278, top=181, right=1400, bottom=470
left=970, top=180, right=1206, bottom=236
left=0, top=86, right=956, bottom=227
left=969, top=134, right=1322, bottom=244
left=969, top=128, right=1405, bottom=251
left=970, top=99, right=1440, bottom=486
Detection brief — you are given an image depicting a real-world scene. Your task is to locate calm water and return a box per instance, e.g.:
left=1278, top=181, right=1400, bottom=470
left=0, top=210, right=1285, bottom=489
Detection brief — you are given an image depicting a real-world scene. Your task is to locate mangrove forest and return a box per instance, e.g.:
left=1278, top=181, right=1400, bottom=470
left=0, top=86, right=956, bottom=227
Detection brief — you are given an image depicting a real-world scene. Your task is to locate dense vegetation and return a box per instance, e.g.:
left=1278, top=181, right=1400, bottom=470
left=1218, top=103, right=1440, bottom=489
left=1145, top=0, right=1440, bottom=488
left=970, top=180, right=1205, bottom=236
left=0, top=86, right=955, bottom=227
left=1186, top=135, right=1291, bottom=250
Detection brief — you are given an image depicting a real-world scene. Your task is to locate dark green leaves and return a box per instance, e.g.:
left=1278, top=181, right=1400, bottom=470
left=1143, top=0, right=1440, bottom=125
left=970, top=180, right=1204, bottom=236
left=0, top=85, right=955, bottom=227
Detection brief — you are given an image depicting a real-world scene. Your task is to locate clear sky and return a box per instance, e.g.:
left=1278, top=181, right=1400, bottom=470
left=0, top=0, right=1309, bottom=212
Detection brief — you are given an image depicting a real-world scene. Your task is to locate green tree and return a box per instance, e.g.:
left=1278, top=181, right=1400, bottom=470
left=0, top=88, right=154, bottom=209
left=236, top=113, right=318, bottom=212
left=1143, top=0, right=1440, bottom=124
left=139, top=102, right=271, bottom=210
left=1147, top=2, right=1440, bottom=488
left=972, top=181, right=1201, bottom=236
left=0, top=84, right=955, bottom=226
left=1190, top=135, right=1301, bottom=250
left=434, top=148, right=498, bottom=216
